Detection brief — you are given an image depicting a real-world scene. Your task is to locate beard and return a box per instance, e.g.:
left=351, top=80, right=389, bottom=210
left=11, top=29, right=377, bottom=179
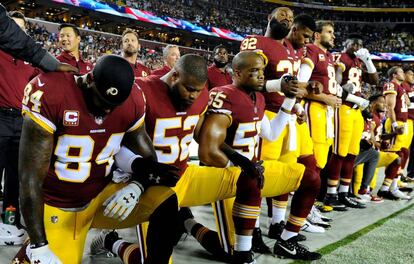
left=268, top=18, right=289, bottom=40
left=214, top=58, right=227, bottom=68
left=320, top=39, right=334, bottom=49
left=123, top=46, right=138, bottom=57
left=169, top=86, right=190, bottom=111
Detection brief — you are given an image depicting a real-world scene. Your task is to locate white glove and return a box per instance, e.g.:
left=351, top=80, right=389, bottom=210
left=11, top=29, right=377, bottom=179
left=103, top=181, right=143, bottom=221
left=354, top=48, right=370, bottom=62
left=26, top=244, right=62, bottom=264
left=355, top=48, right=376, bottom=73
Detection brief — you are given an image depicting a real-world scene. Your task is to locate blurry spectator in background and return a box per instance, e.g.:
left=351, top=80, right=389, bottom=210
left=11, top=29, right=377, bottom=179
left=0, top=11, right=40, bottom=246
left=121, top=28, right=151, bottom=78
left=207, top=44, right=232, bottom=90
left=151, top=44, right=180, bottom=75
left=57, top=23, right=92, bottom=74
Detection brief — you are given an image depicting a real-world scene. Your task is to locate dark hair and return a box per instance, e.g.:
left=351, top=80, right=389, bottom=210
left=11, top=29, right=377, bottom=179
left=293, top=14, right=316, bottom=32
left=9, top=11, right=27, bottom=25
left=175, top=54, right=208, bottom=83
left=387, top=66, right=401, bottom=80
left=122, top=28, right=139, bottom=40
left=369, top=93, right=384, bottom=103
left=315, top=20, right=334, bottom=33
left=59, top=23, right=80, bottom=36
left=213, top=44, right=228, bottom=54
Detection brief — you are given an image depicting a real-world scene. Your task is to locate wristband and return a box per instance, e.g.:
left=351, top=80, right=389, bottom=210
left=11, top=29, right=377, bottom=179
left=265, top=79, right=281, bottom=93
left=294, top=103, right=304, bottom=114
left=392, top=122, right=399, bottom=129
left=281, top=97, right=296, bottom=111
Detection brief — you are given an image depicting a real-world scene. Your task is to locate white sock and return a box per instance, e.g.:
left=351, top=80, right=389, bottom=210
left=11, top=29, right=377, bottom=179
left=234, top=234, right=252, bottom=252
left=390, top=178, right=398, bottom=192
left=380, top=185, right=390, bottom=191
left=338, top=184, right=349, bottom=193
left=280, top=230, right=297, bottom=241
left=184, top=218, right=197, bottom=234
left=271, top=207, right=286, bottom=224
left=327, top=187, right=337, bottom=194
left=255, top=216, right=260, bottom=228
left=112, top=239, right=127, bottom=255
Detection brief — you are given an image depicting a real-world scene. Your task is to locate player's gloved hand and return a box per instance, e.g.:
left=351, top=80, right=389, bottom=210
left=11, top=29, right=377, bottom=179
left=27, top=244, right=62, bottom=264
left=354, top=48, right=371, bottom=63
left=281, top=75, right=307, bottom=99
left=103, top=181, right=143, bottom=221
left=228, top=151, right=265, bottom=189
left=296, top=109, right=307, bottom=124
left=131, top=157, right=180, bottom=188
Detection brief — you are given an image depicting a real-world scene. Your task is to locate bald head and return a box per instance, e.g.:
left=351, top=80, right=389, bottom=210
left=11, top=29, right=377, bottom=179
left=174, top=54, right=208, bottom=83
left=232, top=51, right=265, bottom=71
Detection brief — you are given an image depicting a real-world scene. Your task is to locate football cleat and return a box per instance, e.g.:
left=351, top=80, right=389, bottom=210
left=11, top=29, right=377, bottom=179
left=324, top=194, right=348, bottom=211
left=307, top=208, right=331, bottom=228
left=301, top=220, right=325, bottom=233
left=251, top=228, right=271, bottom=254
left=174, top=207, right=194, bottom=245
left=390, top=189, right=412, bottom=200
left=268, top=221, right=306, bottom=241
left=314, top=201, right=333, bottom=213
left=231, top=250, right=256, bottom=264
left=274, top=235, right=321, bottom=260
left=377, top=190, right=399, bottom=200
left=0, top=223, right=27, bottom=246
left=90, top=230, right=120, bottom=256
left=338, top=192, right=366, bottom=208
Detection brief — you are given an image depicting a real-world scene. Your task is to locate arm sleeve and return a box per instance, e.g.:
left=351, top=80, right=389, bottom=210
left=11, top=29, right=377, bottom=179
left=0, top=4, right=58, bottom=71
left=297, top=63, right=312, bottom=82
left=114, top=146, right=140, bottom=173
left=259, top=98, right=295, bottom=141
left=259, top=111, right=291, bottom=141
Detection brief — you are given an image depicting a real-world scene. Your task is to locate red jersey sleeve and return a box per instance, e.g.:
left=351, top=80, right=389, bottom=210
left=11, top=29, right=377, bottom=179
left=383, top=82, right=397, bottom=95
left=208, top=86, right=233, bottom=120
left=302, top=44, right=319, bottom=70
left=22, top=73, right=66, bottom=133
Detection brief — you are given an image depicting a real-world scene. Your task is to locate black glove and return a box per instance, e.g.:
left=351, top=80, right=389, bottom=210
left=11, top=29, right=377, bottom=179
left=131, top=157, right=180, bottom=189
left=361, top=108, right=373, bottom=120
left=228, top=151, right=265, bottom=189
left=409, top=96, right=414, bottom=103
left=281, top=74, right=298, bottom=99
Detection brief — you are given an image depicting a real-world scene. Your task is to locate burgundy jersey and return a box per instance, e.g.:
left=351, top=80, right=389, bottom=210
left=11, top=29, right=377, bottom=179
left=303, top=44, right=337, bottom=96
left=130, top=62, right=151, bottom=79
left=208, top=85, right=265, bottom=162
left=22, top=72, right=146, bottom=208
left=402, top=81, right=414, bottom=120
left=383, top=81, right=408, bottom=122
left=372, top=112, right=383, bottom=141
left=0, top=50, right=38, bottom=109
left=240, top=35, right=299, bottom=112
left=337, top=52, right=363, bottom=106
left=151, top=65, right=171, bottom=76
left=137, top=76, right=208, bottom=176
left=56, top=51, right=93, bottom=75
left=207, top=65, right=232, bottom=90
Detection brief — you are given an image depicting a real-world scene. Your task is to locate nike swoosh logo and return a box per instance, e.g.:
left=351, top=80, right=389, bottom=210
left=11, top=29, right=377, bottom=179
left=37, top=78, right=45, bottom=87
left=279, top=244, right=296, bottom=255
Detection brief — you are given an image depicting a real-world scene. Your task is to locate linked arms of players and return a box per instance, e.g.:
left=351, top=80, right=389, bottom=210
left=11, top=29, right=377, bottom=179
left=298, top=63, right=369, bottom=109
left=18, top=116, right=62, bottom=263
